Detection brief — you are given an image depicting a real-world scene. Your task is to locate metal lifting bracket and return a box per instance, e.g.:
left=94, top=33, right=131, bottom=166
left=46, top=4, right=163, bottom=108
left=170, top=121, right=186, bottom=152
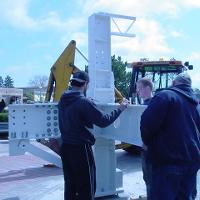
left=98, top=12, right=136, bottom=37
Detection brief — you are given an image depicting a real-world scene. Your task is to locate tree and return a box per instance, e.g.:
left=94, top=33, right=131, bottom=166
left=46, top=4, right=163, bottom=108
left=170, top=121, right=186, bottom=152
left=0, top=76, right=3, bottom=87
left=85, top=55, right=131, bottom=97
left=24, top=91, right=34, bottom=102
left=29, top=75, right=48, bottom=88
left=112, top=55, right=131, bottom=97
left=4, top=75, right=14, bottom=88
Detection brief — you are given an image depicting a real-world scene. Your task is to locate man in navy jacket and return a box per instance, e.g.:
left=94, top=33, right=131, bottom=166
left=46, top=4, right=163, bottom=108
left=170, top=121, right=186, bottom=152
left=140, top=72, right=200, bottom=200
left=0, top=97, right=14, bottom=112
left=0, top=100, right=6, bottom=112
left=58, top=71, right=129, bottom=200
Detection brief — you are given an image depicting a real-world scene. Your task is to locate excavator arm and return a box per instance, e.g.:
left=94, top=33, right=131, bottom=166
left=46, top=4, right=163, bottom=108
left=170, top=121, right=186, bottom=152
left=45, top=40, right=124, bottom=103
left=45, top=40, right=79, bottom=102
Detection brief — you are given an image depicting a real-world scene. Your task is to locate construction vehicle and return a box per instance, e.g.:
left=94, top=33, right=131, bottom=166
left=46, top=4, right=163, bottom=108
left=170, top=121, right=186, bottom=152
left=45, top=40, right=192, bottom=107
left=128, top=59, right=193, bottom=102
left=118, top=59, right=193, bottom=153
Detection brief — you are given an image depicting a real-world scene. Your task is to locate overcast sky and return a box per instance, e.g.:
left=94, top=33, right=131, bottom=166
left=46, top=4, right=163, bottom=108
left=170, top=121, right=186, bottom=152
left=1, top=0, right=200, bottom=88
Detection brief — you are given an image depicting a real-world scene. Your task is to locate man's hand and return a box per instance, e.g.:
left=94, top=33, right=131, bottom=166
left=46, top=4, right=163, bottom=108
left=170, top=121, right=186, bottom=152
left=119, top=98, right=129, bottom=112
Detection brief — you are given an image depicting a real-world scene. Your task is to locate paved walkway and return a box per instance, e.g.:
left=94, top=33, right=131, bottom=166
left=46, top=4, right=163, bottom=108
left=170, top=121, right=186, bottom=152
left=0, top=140, right=199, bottom=200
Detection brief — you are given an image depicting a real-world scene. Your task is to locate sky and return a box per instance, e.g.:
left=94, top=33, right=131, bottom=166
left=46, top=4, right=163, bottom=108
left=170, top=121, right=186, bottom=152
left=0, top=0, right=200, bottom=89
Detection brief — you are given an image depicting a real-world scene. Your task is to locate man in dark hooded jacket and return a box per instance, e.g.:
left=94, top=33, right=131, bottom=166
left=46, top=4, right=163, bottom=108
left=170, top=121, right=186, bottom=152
left=0, top=100, right=5, bottom=112
left=58, top=71, right=129, bottom=200
left=0, top=96, right=14, bottom=112
left=140, top=72, right=200, bottom=200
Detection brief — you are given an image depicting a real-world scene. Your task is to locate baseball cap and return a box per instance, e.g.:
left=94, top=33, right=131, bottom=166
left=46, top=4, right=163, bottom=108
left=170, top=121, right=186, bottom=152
left=71, top=71, right=89, bottom=83
left=174, top=72, right=191, bottom=86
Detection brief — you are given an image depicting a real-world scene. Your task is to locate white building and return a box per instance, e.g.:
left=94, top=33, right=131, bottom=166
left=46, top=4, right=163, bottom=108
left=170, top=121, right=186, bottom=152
left=0, top=88, right=23, bottom=103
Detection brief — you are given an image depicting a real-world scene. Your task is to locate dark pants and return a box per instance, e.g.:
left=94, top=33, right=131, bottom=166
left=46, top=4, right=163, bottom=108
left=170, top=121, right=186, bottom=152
left=141, top=150, right=152, bottom=200
left=150, top=164, right=199, bottom=200
left=60, top=143, right=96, bottom=200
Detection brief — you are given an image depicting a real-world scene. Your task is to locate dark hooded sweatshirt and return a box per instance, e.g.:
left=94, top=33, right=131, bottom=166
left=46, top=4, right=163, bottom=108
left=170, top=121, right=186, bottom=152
left=58, top=90, right=122, bottom=145
left=140, top=84, right=200, bottom=167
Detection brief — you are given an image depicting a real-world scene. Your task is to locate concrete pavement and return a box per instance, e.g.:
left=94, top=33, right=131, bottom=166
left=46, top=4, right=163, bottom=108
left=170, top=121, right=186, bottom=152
left=0, top=140, right=200, bottom=200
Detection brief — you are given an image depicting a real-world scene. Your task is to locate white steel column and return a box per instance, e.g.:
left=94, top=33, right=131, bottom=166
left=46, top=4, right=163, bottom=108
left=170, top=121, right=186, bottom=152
left=87, top=12, right=136, bottom=197
left=88, top=13, right=117, bottom=197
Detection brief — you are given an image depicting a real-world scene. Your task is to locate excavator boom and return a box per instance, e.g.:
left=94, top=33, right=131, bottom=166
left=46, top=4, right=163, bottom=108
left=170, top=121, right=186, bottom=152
left=45, top=40, right=124, bottom=103
left=45, top=40, right=77, bottom=102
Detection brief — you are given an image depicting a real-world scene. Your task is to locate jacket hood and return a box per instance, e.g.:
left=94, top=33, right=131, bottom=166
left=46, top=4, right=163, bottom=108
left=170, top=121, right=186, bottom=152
left=168, top=84, right=198, bottom=105
left=60, top=90, right=84, bottom=106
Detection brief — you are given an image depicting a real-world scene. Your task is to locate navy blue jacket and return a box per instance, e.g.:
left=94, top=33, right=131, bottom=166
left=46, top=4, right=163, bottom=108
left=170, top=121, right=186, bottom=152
left=140, top=84, right=200, bottom=166
left=143, top=98, right=152, bottom=106
left=58, top=90, right=122, bottom=145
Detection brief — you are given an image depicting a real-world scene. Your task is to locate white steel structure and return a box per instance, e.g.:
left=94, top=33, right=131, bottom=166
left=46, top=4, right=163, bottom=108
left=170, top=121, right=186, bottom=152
left=88, top=12, right=136, bottom=103
left=8, top=103, right=145, bottom=171
left=87, top=12, right=136, bottom=196
left=9, top=12, right=138, bottom=198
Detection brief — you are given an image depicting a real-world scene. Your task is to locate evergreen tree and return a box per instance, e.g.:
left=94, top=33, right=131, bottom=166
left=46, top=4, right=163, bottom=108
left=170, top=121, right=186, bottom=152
left=0, top=76, right=3, bottom=87
left=86, top=55, right=131, bottom=97
left=4, top=75, right=14, bottom=88
left=112, top=55, right=131, bottom=97
left=24, top=91, right=34, bottom=101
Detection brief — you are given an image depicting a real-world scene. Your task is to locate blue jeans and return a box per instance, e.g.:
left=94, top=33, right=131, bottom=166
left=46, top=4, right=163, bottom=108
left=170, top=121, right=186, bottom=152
left=150, top=164, right=199, bottom=200
left=141, top=150, right=152, bottom=200
left=192, top=176, right=197, bottom=199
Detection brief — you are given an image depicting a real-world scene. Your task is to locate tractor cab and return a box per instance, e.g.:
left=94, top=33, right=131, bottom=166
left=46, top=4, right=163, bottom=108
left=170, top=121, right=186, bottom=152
left=128, top=59, right=193, bottom=104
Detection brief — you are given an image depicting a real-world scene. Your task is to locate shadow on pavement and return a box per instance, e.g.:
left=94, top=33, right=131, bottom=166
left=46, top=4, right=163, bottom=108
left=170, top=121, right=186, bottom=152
left=116, top=150, right=142, bottom=174
left=96, top=195, right=129, bottom=200
left=0, top=166, right=62, bottom=183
